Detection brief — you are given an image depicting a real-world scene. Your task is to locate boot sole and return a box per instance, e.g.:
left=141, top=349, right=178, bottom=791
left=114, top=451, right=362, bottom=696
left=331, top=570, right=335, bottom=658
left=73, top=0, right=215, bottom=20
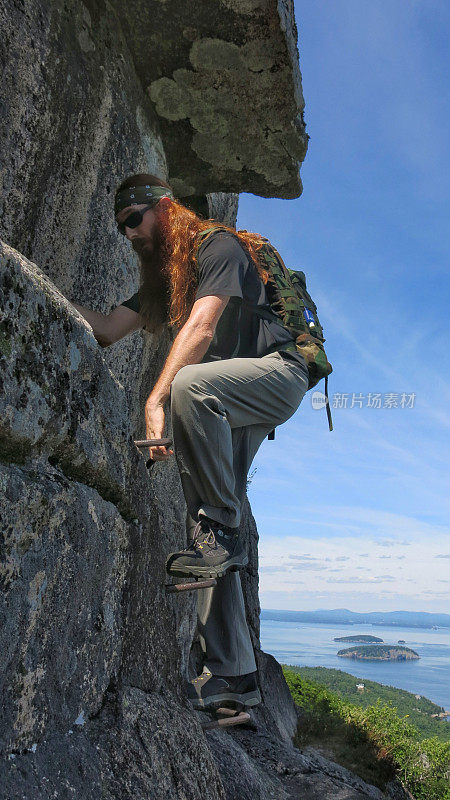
left=167, top=553, right=248, bottom=579
left=191, top=687, right=261, bottom=710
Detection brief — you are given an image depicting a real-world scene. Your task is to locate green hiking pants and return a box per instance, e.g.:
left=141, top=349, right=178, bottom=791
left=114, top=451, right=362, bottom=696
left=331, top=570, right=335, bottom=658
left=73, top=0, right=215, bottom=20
left=169, top=349, right=309, bottom=676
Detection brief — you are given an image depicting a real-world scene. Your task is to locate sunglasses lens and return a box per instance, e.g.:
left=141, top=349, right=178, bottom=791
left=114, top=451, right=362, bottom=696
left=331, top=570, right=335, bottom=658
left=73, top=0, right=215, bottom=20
left=117, top=204, right=154, bottom=235
left=118, top=210, right=143, bottom=234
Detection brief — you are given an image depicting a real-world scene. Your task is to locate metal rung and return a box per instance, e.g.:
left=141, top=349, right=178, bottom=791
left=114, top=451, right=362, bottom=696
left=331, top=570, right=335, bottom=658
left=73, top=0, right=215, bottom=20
left=134, top=438, right=173, bottom=448
left=201, top=709, right=251, bottom=730
left=134, top=438, right=173, bottom=469
left=165, top=578, right=217, bottom=593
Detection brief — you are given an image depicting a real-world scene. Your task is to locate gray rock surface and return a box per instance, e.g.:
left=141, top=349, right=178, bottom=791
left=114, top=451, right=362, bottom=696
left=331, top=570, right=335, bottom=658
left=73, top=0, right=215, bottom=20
left=0, top=243, right=412, bottom=800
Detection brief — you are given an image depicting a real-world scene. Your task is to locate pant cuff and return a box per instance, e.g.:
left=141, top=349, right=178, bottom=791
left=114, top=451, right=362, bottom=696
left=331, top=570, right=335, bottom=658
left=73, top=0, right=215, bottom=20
left=203, top=663, right=257, bottom=677
left=198, top=505, right=240, bottom=528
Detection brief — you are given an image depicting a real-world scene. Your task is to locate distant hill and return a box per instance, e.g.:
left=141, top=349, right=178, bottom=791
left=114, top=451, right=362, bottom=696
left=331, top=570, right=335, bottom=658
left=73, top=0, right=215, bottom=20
left=282, top=664, right=449, bottom=740
left=261, top=608, right=450, bottom=628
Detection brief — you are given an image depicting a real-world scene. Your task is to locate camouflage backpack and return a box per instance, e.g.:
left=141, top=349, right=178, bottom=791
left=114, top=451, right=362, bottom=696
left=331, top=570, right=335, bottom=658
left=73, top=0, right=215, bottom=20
left=195, top=226, right=333, bottom=433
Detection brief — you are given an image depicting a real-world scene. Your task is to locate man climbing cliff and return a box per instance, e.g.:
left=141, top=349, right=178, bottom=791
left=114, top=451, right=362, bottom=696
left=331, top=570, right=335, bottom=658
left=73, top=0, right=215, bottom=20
left=72, top=173, right=309, bottom=712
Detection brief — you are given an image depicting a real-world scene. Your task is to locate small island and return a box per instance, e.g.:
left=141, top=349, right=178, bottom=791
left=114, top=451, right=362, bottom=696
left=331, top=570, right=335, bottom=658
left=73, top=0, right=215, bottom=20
left=337, top=645, right=419, bottom=662
left=334, top=634, right=383, bottom=643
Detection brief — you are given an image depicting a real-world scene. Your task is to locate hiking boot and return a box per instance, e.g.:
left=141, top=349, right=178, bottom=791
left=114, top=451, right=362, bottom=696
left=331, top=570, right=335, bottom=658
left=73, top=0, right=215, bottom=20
left=187, top=666, right=261, bottom=710
left=165, top=516, right=248, bottom=579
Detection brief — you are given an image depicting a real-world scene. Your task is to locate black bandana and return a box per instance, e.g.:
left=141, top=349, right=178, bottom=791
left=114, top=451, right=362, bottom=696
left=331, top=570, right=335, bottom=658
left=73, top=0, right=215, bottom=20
left=114, top=184, right=174, bottom=215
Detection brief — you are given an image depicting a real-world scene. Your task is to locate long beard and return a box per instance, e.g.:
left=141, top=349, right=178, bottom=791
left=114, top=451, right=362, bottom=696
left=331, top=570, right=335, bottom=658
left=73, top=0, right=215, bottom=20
left=136, top=220, right=171, bottom=335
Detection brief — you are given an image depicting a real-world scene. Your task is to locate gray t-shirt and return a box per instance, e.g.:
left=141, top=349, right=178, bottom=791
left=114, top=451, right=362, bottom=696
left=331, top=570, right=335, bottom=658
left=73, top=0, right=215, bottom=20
left=121, top=229, right=306, bottom=368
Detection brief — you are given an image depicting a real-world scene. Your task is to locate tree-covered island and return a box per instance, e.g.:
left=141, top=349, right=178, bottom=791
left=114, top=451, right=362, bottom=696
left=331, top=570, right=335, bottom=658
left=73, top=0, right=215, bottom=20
left=334, top=634, right=383, bottom=643
left=337, top=644, right=419, bottom=661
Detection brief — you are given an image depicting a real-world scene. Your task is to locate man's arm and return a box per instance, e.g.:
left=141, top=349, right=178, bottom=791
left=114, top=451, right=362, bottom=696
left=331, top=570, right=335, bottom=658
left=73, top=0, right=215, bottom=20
left=71, top=303, right=144, bottom=347
left=147, top=294, right=230, bottom=407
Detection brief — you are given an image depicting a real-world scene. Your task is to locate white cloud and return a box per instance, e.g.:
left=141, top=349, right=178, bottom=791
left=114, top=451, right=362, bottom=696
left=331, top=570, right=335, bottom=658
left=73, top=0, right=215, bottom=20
left=326, top=575, right=396, bottom=584
left=255, top=503, right=450, bottom=549
left=257, top=533, right=449, bottom=611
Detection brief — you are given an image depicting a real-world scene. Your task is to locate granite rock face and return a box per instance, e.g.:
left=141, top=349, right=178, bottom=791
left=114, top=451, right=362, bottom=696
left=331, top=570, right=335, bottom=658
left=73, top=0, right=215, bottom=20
left=0, top=1, right=407, bottom=797
left=0, top=0, right=242, bottom=313
left=0, top=242, right=412, bottom=800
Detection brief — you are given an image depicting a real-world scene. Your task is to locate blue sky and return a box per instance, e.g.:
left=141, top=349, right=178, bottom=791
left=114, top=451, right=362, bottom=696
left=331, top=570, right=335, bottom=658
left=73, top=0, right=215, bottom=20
left=237, top=0, right=449, bottom=613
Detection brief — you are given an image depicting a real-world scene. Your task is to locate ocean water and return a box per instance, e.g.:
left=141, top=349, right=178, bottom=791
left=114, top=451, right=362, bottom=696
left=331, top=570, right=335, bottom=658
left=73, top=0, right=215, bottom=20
left=260, top=617, right=450, bottom=712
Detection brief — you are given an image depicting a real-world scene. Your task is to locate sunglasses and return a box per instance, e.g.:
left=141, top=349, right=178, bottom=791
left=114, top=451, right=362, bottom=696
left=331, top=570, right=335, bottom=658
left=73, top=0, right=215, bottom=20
left=116, top=204, right=153, bottom=235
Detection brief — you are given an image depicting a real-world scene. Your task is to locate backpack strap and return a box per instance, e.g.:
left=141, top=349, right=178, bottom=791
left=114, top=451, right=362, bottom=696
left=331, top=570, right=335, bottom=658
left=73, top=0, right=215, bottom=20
left=324, top=374, right=333, bottom=431
left=195, top=226, right=230, bottom=254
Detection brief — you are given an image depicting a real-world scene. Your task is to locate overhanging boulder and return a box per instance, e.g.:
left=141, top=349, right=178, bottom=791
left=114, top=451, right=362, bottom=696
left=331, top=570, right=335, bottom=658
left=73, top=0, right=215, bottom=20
left=117, top=0, right=308, bottom=197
